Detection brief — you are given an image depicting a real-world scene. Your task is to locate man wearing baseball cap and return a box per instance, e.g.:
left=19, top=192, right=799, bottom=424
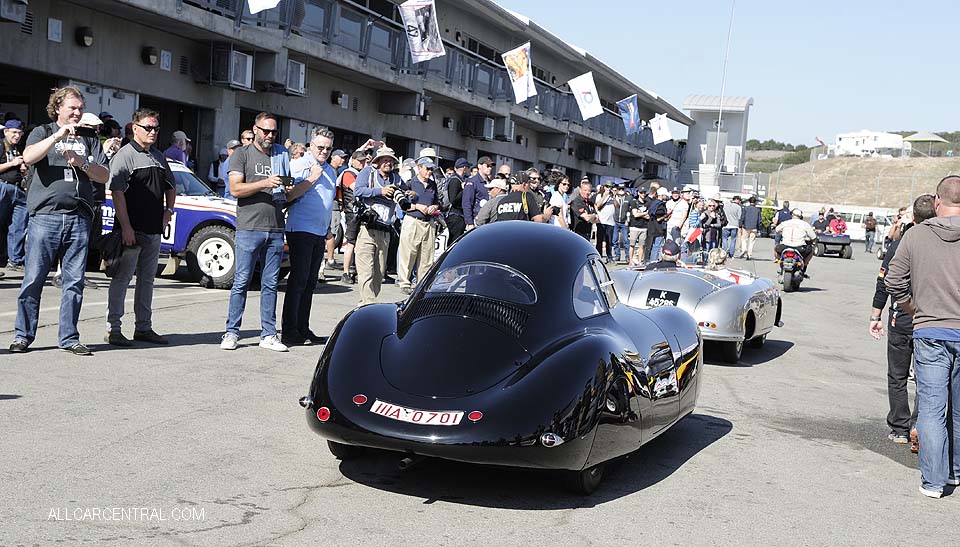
left=396, top=155, right=441, bottom=295
left=0, top=119, right=28, bottom=272
left=643, top=186, right=670, bottom=262
left=163, top=130, right=191, bottom=166
left=463, top=155, right=494, bottom=230
left=492, top=171, right=550, bottom=223
left=441, top=158, right=470, bottom=242
left=473, top=177, right=509, bottom=226
left=646, top=239, right=682, bottom=270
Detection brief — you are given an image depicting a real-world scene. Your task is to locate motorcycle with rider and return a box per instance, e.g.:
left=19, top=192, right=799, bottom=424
left=774, top=208, right=818, bottom=292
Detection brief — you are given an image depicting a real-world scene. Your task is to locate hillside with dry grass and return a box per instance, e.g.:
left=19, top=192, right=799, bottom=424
left=769, top=157, right=960, bottom=208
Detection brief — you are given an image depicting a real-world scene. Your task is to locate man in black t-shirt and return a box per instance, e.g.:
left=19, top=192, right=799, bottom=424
left=104, top=108, right=176, bottom=347
left=493, top=172, right=548, bottom=223
left=569, top=178, right=598, bottom=239
left=10, top=87, right=109, bottom=356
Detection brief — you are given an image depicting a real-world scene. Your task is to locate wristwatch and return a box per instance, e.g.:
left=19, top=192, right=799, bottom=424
left=80, top=161, right=90, bottom=173
left=164, top=207, right=175, bottom=214
left=870, top=316, right=882, bottom=321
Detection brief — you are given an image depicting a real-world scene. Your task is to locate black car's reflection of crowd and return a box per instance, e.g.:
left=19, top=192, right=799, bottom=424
left=336, top=413, right=732, bottom=509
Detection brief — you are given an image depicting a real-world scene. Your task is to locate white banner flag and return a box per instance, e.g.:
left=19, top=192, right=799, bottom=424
left=650, top=113, right=673, bottom=145
left=398, top=0, right=446, bottom=64
left=501, top=42, right=537, bottom=104
left=567, top=72, right=603, bottom=121
left=247, top=0, right=282, bottom=15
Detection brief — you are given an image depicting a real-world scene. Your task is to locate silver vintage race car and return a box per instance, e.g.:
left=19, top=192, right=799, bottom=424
left=612, top=264, right=782, bottom=363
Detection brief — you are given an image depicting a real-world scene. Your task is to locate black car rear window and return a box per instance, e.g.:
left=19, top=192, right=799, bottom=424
left=426, top=262, right=537, bottom=305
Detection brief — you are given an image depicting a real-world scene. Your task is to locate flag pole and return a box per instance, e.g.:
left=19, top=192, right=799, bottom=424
left=711, top=0, right=737, bottom=189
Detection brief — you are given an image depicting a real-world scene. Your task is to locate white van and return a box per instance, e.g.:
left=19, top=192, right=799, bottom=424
left=835, top=210, right=894, bottom=242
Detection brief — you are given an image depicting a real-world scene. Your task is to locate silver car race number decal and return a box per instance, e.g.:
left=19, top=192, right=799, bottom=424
left=646, top=289, right=680, bottom=308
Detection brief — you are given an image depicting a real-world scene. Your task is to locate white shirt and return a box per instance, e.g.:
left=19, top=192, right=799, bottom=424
left=550, top=191, right=569, bottom=227
left=208, top=157, right=229, bottom=185
left=667, top=198, right=689, bottom=230
left=597, top=196, right=616, bottom=226
left=776, top=218, right=818, bottom=246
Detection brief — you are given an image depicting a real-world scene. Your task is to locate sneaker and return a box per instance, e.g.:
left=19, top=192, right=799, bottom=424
left=52, top=275, right=62, bottom=288
left=9, top=338, right=30, bottom=353
left=7, top=263, right=24, bottom=272
left=280, top=334, right=308, bottom=347
left=220, top=332, right=239, bottom=350
left=341, top=272, right=353, bottom=284
left=104, top=331, right=133, bottom=347
left=919, top=485, right=943, bottom=499
left=400, top=286, right=413, bottom=295
left=258, top=335, right=289, bottom=352
left=134, top=330, right=169, bottom=345
left=888, top=432, right=909, bottom=444
left=947, top=478, right=960, bottom=486
left=382, top=275, right=396, bottom=285
left=303, top=331, right=328, bottom=345
left=326, top=259, right=337, bottom=270
left=61, top=343, right=92, bottom=356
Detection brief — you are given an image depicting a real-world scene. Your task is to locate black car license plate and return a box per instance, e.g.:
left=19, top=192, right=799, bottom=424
left=646, top=289, right=680, bottom=308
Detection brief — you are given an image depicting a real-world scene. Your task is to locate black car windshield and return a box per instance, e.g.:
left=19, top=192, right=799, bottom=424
left=426, top=262, right=537, bottom=305
left=173, top=169, right=215, bottom=197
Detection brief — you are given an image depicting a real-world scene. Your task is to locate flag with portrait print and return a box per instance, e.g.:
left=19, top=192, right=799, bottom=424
left=398, top=0, right=446, bottom=64
left=501, top=43, right=537, bottom=103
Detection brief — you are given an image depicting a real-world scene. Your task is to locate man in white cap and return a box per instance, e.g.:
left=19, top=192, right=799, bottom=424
left=163, top=130, right=191, bottom=167
left=208, top=147, right=230, bottom=195
left=396, top=154, right=441, bottom=295
left=474, top=178, right=509, bottom=226
left=352, top=145, right=407, bottom=305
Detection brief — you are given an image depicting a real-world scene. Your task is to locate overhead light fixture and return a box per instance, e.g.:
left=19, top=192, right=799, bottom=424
left=141, top=46, right=159, bottom=65
left=75, top=26, right=94, bottom=48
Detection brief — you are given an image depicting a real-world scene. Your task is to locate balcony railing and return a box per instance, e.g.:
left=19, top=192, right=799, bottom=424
left=180, top=0, right=681, bottom=163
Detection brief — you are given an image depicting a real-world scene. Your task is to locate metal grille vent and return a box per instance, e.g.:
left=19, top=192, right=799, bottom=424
left=351, top=97, right=358, bottom=112
left=179, top=56, right=189, bottom=75
left=20, top=11, right=33, bottom=35
left=401, top=294, right=528, bottom=337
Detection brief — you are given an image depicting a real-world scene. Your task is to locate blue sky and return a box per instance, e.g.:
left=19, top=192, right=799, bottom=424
left=495, top=0, right=956, bottom=145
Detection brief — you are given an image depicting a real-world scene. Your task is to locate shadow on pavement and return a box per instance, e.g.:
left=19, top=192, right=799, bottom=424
left=704, top=339, right=794, bottom=367
left=87, top=330, right=263, bottom=352
left=336, top=413, right=731, bottom=508
left=0, top=394, right=22, bottom=401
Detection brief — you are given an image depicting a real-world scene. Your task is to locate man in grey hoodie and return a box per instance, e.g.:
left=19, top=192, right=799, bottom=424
left=885, top=175, right=960, bottom=499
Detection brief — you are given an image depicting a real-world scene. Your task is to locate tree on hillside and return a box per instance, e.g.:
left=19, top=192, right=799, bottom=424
left=746, top=139, right=761, bottom=151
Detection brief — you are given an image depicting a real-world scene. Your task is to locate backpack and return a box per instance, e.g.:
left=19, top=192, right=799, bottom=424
left=438, top=174, right=459, bottom=212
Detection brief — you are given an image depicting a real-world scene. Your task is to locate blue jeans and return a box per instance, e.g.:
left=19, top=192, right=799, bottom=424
left=722, top=227, right=739, bottom=257
left=612, top=223, right=629, bottom=260
left=15, top=213, right=90, bottom=347
left=225, top=230, right=284, bottom=338
left=649, top=236, right=664, bottom=262
left=865, top=231, right=876, bottom=253
left=913, top=338, right=960, bottom=491
left=0, top=183, right=28, bottom=265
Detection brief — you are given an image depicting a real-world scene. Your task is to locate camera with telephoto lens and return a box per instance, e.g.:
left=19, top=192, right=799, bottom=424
left=393, top=190, right=412, bottom=212
left=354, top=198, right=382, bottom=228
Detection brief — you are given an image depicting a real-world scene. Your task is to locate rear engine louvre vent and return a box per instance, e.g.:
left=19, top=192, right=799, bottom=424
left=402, top=294, right=528, bottom=337
left=20, top=11, right=33, bottom=35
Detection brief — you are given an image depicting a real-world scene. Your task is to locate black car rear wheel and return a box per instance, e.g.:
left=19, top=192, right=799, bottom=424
left=749, top=334, right=766, bottom=349
left=565, top=463, right=605, bottom=495
left=327, top=440, right=364, bottom=461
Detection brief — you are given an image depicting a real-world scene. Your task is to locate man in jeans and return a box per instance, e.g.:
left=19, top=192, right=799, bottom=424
left=282, top=126, right=336, bottom=346
left=885, top=175, right=960, bottom=499
left=722, top=195, right=742, bottom=258
left=10, top=87, right=109, bottom=355
left=220, top=112, right=290, bottom=352
left=864, top=211, right=878, bottom=253
left=738, top=196, right=762, bottom=259
left=0, top=119, right=29, bottom=272
left=104, top=108, right=176, bottom=346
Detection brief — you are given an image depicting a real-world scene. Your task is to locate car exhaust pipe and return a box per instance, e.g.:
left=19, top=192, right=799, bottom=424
left=398, top=455, right=424, bottom=471
left=299, top=396, right=313, bottom=409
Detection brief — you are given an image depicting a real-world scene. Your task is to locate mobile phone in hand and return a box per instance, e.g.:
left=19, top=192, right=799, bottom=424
left=278, top=176, right=295, bottom=187
left=75, top=126, right=97, bottom=138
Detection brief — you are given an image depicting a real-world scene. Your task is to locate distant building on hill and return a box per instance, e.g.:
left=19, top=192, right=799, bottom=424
left=834, top=130, right=905, bottom=157
left=680, top=95, right=755, bottom=197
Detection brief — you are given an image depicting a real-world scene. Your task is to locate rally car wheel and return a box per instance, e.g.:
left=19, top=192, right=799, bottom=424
left=186, top=226, right=236, bottom=290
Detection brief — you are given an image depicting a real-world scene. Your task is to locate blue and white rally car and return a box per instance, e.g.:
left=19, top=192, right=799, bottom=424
left=102, top=161, right=239, bottom=289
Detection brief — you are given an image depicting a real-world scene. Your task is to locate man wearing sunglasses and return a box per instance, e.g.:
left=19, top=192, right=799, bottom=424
left=103, top=108, right=176, bottom=347
left=220, top=112, right=291, bottom=353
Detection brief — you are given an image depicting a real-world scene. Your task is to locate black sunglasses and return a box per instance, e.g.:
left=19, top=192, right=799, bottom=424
left=255, top=126, right=277, bottom=135
left=136, top=123, right=160, bottom=133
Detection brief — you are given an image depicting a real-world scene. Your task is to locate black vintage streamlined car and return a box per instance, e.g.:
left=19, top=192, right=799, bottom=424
left=300, top=222, right=703, bottom=494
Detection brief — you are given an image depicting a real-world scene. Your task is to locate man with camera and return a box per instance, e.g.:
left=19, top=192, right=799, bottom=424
left=0, top=119, right=29, bottom=273
left=570, top=177, right=599, bottom=240
left=281, top=126, right=337, bottom=346
left=353, top=145, right=406, bottom=305
left=220, top=112, right=291, bottom=353
left=463, top=156, right=494, bottom=231
left=397, top=155, right=441, bottom=295
left=104, top=108, right=176, bottom=347
left=10, top=86, right=109, bottom=355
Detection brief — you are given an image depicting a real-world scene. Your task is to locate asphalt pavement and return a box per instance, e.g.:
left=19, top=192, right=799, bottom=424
left=1, top=237, right=956, bottom=546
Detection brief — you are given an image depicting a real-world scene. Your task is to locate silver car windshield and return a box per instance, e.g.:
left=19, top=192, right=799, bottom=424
left=426, top=262, right=537, bottom=305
